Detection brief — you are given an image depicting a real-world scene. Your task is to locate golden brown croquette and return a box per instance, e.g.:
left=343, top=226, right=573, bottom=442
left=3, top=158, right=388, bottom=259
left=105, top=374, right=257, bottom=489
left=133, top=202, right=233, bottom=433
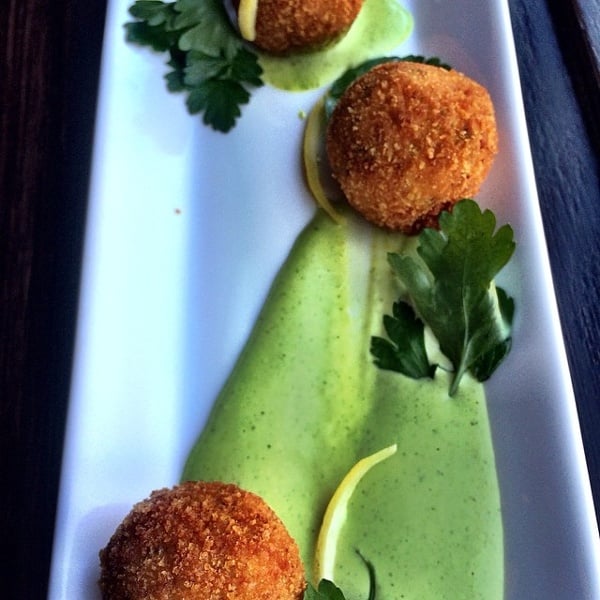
left=98, top=481, right=306, bottom=600
left=326, top=61, right=498, bottom=233
left=252, top=0, right=364, bottom=54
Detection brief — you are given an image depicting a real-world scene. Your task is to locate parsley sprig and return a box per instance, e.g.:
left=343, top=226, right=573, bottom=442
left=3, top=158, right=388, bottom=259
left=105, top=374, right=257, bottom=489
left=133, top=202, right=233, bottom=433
left=305, top=580, right=347, bottom=600
left=305, top=551, right=377, bottom=599
left=371, top=199, right=516, bottom=396
left=125, top=0, right=263, bottom=132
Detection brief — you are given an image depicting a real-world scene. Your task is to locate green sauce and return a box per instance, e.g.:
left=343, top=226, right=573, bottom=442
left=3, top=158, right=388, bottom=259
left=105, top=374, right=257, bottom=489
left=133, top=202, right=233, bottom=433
left=258, top=0, right=413, bottom=90
left=183, top=211, right=503, bottom=598
left=335, top=372, right=503, bottom=599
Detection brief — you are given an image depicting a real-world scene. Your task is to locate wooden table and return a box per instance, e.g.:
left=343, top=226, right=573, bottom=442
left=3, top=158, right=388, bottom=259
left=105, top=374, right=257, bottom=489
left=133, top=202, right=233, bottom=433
left=1, top=0, right=598, bottom=596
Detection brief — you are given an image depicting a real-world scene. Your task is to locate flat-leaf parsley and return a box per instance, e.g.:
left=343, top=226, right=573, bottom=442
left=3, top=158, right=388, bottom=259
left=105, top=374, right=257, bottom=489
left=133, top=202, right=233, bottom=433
left=305, top=580, right=347, bottom=600
left=125, top=0, right=263, bottom=132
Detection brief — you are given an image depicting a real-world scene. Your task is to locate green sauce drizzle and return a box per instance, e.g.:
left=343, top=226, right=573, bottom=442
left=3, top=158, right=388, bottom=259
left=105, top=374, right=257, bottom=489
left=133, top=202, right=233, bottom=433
left=183, top=211, right=503, bottom=598
left=258, top=0, right=413, bottom=90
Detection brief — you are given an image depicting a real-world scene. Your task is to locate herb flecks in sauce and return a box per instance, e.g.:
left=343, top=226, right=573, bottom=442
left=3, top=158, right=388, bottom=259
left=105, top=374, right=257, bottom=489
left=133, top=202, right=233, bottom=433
left=125, top=0, right=509, bottom=595
left=183, top=209, right=505, bottom=599
left=305, top=579, right=351, bottom=600
left=314, top=444, right=398, bottom=584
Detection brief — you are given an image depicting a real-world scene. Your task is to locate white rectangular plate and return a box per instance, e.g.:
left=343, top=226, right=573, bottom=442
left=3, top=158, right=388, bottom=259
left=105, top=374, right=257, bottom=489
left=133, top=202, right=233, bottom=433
left=48, top=0, right=600, bottom=597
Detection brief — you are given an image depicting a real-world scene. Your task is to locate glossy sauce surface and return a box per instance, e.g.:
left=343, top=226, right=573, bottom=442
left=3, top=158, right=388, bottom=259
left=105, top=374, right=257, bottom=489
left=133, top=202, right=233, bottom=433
left=183, top=211, right=503, bottom=598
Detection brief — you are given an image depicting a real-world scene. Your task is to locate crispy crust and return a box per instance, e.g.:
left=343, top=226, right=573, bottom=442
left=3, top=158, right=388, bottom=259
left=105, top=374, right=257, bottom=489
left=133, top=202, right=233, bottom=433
left=326, top=61, right=498, bottom=233
left=98, top=481, right=306, bottom=600
left=253, top=0, right=364, bottom=54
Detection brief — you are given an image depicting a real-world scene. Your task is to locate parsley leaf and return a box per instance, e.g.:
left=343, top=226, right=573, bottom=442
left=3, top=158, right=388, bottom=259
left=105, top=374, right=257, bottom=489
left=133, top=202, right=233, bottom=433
left=357, top=551, right=378, bottom=600
left=186, top=77, right=250, bottom=132
left=469, top=286, right=515, bottom=382
left=125, top=2, right=180, bottom=52
left=125, top=0, right=263, bottom=132
left=164, top=49, right=187, bottom=91
left=370, top=301, right=437, bottom=380
left=305, top=551, right=377, bottom=599
left=373, top=199, right=516, bottom=396
left=174, top=0, right=240, bottom=57
left=305, top=580, right=347, bottom=600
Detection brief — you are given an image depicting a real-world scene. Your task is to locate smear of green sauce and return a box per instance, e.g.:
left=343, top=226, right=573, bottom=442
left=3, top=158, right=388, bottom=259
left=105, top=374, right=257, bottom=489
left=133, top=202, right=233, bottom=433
left=258, top=0, right=413, bottom=90
left=183, top=211, right=504, bottom=599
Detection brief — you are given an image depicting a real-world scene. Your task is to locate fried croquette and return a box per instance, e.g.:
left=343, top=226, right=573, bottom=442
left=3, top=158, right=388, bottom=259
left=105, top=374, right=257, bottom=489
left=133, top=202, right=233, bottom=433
left=98, top=481, right=306, bottom=600
left=326, top=61, right=498, bottom=233
left=252, top=0, right=364, bottom=54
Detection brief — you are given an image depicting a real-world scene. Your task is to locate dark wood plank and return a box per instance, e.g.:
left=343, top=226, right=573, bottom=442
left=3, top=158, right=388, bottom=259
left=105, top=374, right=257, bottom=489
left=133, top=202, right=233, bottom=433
left=548, top=0, right=600, bottom=153
left=0, top=0, right=107, bottom=596
left=0, top=0, right=598, bottom=597
left=508, top=0, right=600, bottom=524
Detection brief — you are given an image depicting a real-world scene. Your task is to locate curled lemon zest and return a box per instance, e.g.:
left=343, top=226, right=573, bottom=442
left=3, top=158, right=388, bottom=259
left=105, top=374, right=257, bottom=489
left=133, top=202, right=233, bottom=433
left=238, top=0, right=258, bottom=41
left=314, top=443, right=398, bottom=583
left=303, top=97, right=345, bottom=224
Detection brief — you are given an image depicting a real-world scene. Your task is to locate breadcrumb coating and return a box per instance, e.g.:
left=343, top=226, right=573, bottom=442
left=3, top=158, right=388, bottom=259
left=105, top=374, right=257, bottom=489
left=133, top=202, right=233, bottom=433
left=98, top=481, right=306, bottom=600
left=326, top=61, right=498, bottom=233
left=253, top=0, right=364, bottom=54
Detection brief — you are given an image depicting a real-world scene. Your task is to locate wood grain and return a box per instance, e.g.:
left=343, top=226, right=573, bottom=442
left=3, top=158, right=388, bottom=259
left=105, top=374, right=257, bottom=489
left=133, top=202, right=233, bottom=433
left=1, top=0, right=106, bottom=596
left=0, top=0, right=598, bottom=596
